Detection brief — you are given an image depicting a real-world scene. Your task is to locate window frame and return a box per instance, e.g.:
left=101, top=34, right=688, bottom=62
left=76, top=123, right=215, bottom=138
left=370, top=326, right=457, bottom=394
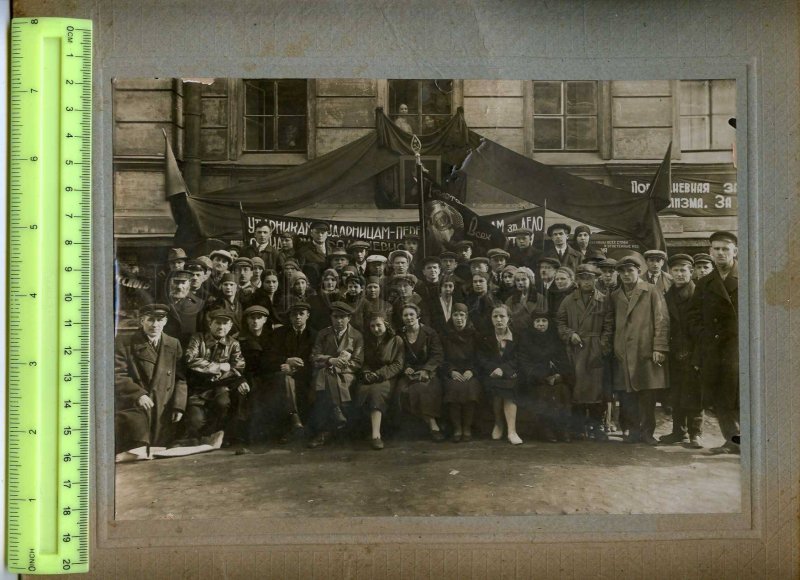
left=530, top=80, right=600, bottom=153
left=678, top=79, right=736, bottom=152
left=387, top=79, right=456, bottom=135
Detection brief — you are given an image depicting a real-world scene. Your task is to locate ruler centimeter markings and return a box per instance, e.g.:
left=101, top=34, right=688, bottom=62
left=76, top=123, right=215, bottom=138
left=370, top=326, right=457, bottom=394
left=7, top=17, right=92, bottom=574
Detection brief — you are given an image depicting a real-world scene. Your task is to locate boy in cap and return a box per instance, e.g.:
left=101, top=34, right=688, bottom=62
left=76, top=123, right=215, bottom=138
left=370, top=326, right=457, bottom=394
left=692, top=253, right=714, bottom=279
left=643, top=249, right=674, bottom=295
left=164, top=269, right=205, bottom=346
left=688, top=231, right=740, bottom=454
left=183, top=310, right=249, bottom=447
left=596, top=258, right=619, bottom=296
left=307, top=302, right=364, bottom=447
left=509, top=228, right=542, bottom=272
left=660, top=254, right=703, bottom=447
left=347, top=240, right=370, bottom=276
left=202, top=272, right=244, bottom=332
left=610, top=255, right=670, bottom=445
left=208, top=249, right=233, bottom=298
left=296, top=221, right=331, bottom=286
left=114, top=303, right=187, bottom=459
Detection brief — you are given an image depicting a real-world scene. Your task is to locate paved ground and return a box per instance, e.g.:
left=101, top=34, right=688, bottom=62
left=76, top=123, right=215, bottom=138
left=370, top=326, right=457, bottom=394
left=115, top=410, right=741, bottom=520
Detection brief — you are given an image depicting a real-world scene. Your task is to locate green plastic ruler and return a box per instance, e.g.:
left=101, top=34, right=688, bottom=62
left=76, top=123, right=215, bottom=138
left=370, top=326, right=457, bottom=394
left=7, top=17, right=92, bottom=574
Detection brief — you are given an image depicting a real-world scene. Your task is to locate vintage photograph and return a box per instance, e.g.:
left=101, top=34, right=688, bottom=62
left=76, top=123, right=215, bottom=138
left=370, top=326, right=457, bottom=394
left=113, top=77, right=741, bottom=519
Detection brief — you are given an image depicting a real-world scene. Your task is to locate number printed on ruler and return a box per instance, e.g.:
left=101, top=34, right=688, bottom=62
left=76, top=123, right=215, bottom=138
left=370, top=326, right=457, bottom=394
left=7, top=17, right=92, bottom=575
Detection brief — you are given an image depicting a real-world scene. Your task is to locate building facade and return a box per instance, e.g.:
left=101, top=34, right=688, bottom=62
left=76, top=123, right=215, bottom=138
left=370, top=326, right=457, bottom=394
left=114, top=78, right=737, bottom=260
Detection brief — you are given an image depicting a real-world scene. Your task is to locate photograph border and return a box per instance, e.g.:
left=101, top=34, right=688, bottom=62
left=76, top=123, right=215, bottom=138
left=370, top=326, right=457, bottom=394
left=23, top=0, right=797, bottom=576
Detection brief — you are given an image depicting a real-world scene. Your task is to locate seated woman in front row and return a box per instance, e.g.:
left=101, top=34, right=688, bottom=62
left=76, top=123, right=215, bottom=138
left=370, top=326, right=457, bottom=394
left=396, top=303, right=445, bottom=441
left=440, top=303, right=482, bottom=442
left=356, top=313, right=404, bottom=450
left=478, top=304, right=524, bottom=445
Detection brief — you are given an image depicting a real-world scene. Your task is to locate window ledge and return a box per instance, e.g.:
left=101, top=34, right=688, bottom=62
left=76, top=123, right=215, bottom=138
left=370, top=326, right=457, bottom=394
left=234, top=153, right=309, bottom=166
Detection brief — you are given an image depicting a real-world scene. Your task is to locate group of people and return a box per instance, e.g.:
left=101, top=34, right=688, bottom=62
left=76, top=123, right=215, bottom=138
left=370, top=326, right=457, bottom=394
left=114, top=219, right=741, bottom=459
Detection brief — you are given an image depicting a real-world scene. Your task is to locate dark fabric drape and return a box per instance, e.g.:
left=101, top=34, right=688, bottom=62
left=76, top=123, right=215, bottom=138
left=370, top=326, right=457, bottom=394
left=459, top=138, right=671, bottom=250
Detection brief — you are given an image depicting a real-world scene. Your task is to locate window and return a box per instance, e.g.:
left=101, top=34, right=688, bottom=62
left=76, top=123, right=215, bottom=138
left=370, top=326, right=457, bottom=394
left=243, top=79, right=307, bottom=152
left=679, top=80, right=735, bottom=151
left=532, top=81, right=598, bottom=151
left=388, top=79, right=453, bottom=134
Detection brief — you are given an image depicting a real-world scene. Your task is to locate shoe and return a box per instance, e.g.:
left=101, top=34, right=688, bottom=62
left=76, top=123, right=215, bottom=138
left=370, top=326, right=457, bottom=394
left=461, top=433, right=472, bottom=443
left=641, top=434, right=658, bottom=446
left=507, top=432, right=523, bottom=445
left=709, top=444, right=740, bottom=455
left=659, top=432, right=689, bottom=445
left=307, top=432, right=329, bottom=449
left=451, top=433, right=462, bottom=443
left=371, top=437, right=384, bottom=450
left=491, top=425, right=503, bottom=440
left=623, top=432, right=640, bottom=444
left=430, top=429, right=445, bottom=442
left=687, top=435, right=704, bottom=449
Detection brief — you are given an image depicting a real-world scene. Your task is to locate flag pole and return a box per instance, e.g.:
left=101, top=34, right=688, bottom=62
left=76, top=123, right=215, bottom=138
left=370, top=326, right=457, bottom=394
left=411, top=134, right=427, bottom=257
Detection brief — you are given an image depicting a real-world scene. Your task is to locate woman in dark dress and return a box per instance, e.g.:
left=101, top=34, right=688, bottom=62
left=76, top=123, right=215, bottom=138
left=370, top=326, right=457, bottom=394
left=357, top=314, right=404, bottom=449
left=495, top=265, right=518, bottom=303
left=396, top=303, right=445, bottom=441
left=478, top=304, right=524, bottom=445
left=307, top=268, right=340, bottom=332
left=465, top=271, right=500, bottom=336
left=440, top=303, right=482, bottom=442
left=505, top=266, right=545, bottom=331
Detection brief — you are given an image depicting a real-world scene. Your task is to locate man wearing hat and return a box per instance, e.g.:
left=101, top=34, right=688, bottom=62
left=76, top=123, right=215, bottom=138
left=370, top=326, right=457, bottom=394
left=487, top=248, right=511, bottom=289
left=186, top=259, right=210, bottom=299
left=596, top=258, right=619, bottom=296
left=164, top=269, right=205, bottom=347
left=238, top=305, right=277, bottom=444
left=610, top=255, right=670, bottom=445
left=692, top=253, right=714, bottom=280
left=544, top=223, right=582, bottom=273
left=643, top=249, right=674, bottom=295
left=660, top=254, right=703, bottom=447
left=556, top=263, right=614, bottom=441
left=439, top=251, right=466, bottom=292
left=365, top=254, right=387, bottom=278
left=416, top=256, right=444, bottom=304
left=297, top=221, right=332, bottom=286
left=327, top=247, right=351, bottom=273
left=155, top=247, right=189, bottom=301
left=243, top=220, right=281, bottom=271
left=537, top=256, right=561, bottom=310
left=347, top=240, right=371, bottom=277
left=390, top=273, right=425, bottom=330
left=402, top=233, right=420, bottom=260
left=183, top=309, right=249, bottom=446
left=453, top=240, right=474, bottom=281
left=307, top=301, right=364, bottom=448
left=688, top=231, right=740, bottom=454
left=114, top=303, right=187, bottom=459
left=509, top=228, right=543, bottom=272
left=167, top=247, right=188, bottom=272
left=232, top=256, right=257, bottom=300
left=208, top=249, right=233, bottom=298
left=572, top=225, right=592, bottom=259
left=264, top=301, right=317, bottom=441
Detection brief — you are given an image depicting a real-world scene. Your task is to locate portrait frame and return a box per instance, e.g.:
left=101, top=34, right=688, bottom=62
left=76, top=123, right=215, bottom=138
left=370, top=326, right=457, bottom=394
left=20, top=0, right=798, bottom=577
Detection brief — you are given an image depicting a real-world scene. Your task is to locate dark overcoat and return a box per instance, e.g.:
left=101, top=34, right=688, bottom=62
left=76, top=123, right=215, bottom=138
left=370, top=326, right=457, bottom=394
left=114, top=330, right=187, bottom=452
left=687, top=263, right=739, bottom=409
left=665, top=281, right=700, bottom=409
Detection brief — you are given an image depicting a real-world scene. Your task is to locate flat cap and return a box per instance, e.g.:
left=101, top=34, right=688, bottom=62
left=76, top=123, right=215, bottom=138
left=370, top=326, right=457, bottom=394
left=421, top=256, right=442, bottom=267
left=487, top=248, right=511, bottom=260
left=643, top=249, right=667, bottom=261
left=692, top=253, right=713, bottom=264
left=615, top=255, right=644, bottom=270
left=366, top=254, right=387, bottom=263
left=575, top=263, right=600, bottom=276
left=468, top=256, right=490, bottom=266
left=388, top=249, right=413, bottom=263
left=511, top=228, right=533, bottom=237
left=209, top=249, right=233, bottom=262
left=329, top=301, right=355, bottom=315
left=668, top=253, right=694, bottom=267
left=140, top=303, right=169, bottom=317
left=453, top=240, right=474, bottom=250
left=547, top=223, right=571, bottom=237
left=439, top=251, right=458, bottom=260
left=537, top=256, right=561, bottom=268
left=243, top=305, right=269, bottom=318
left=597, top=258, right=618, bottom=270
left=194, top=256, right=213, bottom=270
left=309, top=221, right=329, bottom=231
left=347, top=240, right=371, bottom=251
left=391, top=273, right=418, bottom=286
left=288, top=300, right=311, bottom=312
left=219, top=272, right=237, bottom=284
left=329, top=248, right=349, bottom=258
left=232, top=257, right=254, bottom=268
left=186, top=260, right=206, bottom=272
left=574, top=225, right=591, bottom=237
left=169, top=269, right=193, bottom=281
left=208, top=309, right=235, bottom=322
left=250, top=257, right=265, bottom=269
left=709, top=231, right=738, bottom=245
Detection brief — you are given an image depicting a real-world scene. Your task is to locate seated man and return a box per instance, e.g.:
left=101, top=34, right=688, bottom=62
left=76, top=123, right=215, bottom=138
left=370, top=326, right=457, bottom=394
left=114, top=303, right=187, bottom=459
left=183, top=310, right=249, bottom=446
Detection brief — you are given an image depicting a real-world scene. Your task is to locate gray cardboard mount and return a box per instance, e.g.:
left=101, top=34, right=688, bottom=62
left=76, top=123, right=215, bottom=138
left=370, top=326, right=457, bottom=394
left=15, top=0, right=798, bottom=578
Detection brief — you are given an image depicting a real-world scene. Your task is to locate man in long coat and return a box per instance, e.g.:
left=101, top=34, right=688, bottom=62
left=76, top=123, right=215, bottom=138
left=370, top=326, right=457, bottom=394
left=557, top=264, right=614, bottom=440
left=307, top=301, right=364, bottom=447
left=611, top=256, right=670, bottom=445
left=660, top=254, right=703, bottom=447
left=543, top=223, right=582, bottom=274
left=114, top=303, right=187, bottom=457
left=687, top=231, right=740, bottom=454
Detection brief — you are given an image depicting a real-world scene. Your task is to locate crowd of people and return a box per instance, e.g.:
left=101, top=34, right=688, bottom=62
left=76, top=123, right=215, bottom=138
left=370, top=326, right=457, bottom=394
left=114, top=220, right=741, bottom=460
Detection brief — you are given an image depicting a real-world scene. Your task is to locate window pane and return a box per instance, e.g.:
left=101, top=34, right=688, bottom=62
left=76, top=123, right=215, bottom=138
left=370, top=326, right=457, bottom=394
left=245, top=116, right=272, bottom=151
left=711, top=79, right=736, bottom=115
left=680, top=116, right=709, bottom=150
left=680, top=81, right=710, bottom=115
left=533, top=117, right=563, bottom=149
left=244, top=80, right=272, bottom=116
left=277, top=117, right=306, bottom=151
left=389, top=80, right=419, bottom=114
left=566, top=81, right=597, bottom=115
left=711, top=114, right=736, bottom=149
left=533, top=82, right=562, bottom=115
left=420, top=79, right=452, bottom=114
left=565, top=117, right=597, bottom=150
left=277, top=80, right=307, bottom=115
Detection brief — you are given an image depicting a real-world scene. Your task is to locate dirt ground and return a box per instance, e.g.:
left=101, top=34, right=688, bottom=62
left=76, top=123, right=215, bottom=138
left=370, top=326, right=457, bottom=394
left=115, top=409, right=741, bottom=519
